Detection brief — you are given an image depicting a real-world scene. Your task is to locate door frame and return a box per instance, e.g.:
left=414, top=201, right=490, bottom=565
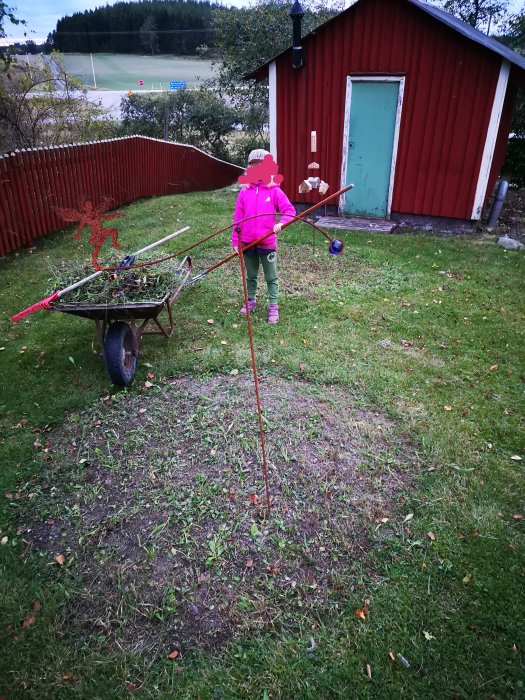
left=339, top=75, right=405, bottom=217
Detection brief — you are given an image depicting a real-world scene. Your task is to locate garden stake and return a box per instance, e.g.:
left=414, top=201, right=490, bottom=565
left=11, top=226, right=190, bottom=322
left=238, top=247, right=272, bottom=514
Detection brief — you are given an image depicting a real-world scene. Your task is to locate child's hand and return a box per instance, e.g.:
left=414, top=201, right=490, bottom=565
left=273, top=223, right=282, bottom=234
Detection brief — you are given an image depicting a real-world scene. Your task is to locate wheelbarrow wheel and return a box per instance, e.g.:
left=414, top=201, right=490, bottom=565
left=104, top=321, right=137, bottom=387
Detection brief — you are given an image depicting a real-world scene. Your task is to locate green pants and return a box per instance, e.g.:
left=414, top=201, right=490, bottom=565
left=243, top=250, right=279, bottom=305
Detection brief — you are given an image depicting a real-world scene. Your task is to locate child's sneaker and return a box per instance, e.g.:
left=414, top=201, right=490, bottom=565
left=240, top=299, right=257, bottom=314
left=267, top=304, right=279, bottom=323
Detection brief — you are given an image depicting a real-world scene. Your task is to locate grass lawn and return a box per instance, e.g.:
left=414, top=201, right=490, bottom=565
left=61, top=53, right=216, bottom=91
left=0, top=187, right=524, bottom=699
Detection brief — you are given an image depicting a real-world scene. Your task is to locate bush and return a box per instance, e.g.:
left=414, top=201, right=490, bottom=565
left=501, top=137, right=525, bottom=188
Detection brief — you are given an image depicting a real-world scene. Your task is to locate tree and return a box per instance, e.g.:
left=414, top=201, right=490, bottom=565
left=140, top=16, right=159, bottom=56
left=431, top=0, right=509, bottom=30
left=0, top=53, right=116, bottom=153
left=1, top=1, right=26, bottom=62
left=210, top=0, right=343, bottom=157
left=119, top=87, right=238, bottom=159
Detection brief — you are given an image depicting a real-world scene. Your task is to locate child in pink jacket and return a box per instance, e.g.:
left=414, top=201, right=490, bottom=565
left=232, top=149, right=296, bottom=324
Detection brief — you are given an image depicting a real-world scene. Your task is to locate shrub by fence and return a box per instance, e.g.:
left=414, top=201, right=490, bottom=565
left=0, top=136, right=243, bottom=257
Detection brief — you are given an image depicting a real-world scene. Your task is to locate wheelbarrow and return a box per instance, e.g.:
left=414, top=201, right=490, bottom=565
left=51, top=255, right=192, bottom=387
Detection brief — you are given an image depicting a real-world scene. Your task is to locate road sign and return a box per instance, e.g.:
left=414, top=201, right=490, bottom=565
left=169, top=80, right=187, bottom=91
left=138, top=79, right=144, bottom=86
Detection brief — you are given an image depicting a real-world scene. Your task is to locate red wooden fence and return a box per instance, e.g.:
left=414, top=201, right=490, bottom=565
left=0, top=136, right=243, bottom=257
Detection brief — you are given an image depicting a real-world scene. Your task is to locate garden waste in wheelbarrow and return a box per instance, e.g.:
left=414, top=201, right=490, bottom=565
left=52, top=255, right=192, bottom=387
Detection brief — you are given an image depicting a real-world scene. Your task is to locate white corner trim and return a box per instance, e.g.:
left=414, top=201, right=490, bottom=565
left=471, top=59, right=510, bottom=220
left=269, top=62, right=277, bottom=163
left=339, top=76, right=353, bottom=214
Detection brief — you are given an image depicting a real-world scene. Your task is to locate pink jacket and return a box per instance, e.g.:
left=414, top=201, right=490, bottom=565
left=232, top=182, right=296, bottom=251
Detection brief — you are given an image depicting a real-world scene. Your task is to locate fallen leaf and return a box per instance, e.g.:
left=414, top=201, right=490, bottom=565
left=510, top=455, right=522, bottom=461
left=489, top=364, right=499, bottom=371
left=462, top=573, right=473, bottom=584
left=427, top=531, right=436, bottom=541
left=512, top=514, right=523, bottom=520
left=55, top=554, right=66, bottom=566
left=62, top=674, right=73, bottom=681
left=444, top=405, right=453, bottom=411
left=246, top=559, right=254, bottom=568
left=355, top=608, right=367, bottom=620
left=206, top=319, right=214, bottom=325
left=266, top=565, right=281, bottom=575
left=366, top=663, right=372, bottom=679
left=473, top=527, right=479, bottom=536
left=167, top=650, right=179, bottom=660
left=144, top=381, right=153, bottom=388
left=299, top=364, right=306, bottom=372
left=1, top=536, right=8, bottom=545
left=402, top=513, right=414, bottom=523
left=21, top=613, right=36, bottom=628
left=229, top=368, right=239, bottom=375
left=220, top=340, right=227, bottom=345
left=32, top=600, right=42, bottom=612
left=146, top=372, right=155, bottom=379
left=388, top=651, right=396, bottom=662
left=423, top=631, right=436, bottom=640
left=302, top=338, right=308, bottom=345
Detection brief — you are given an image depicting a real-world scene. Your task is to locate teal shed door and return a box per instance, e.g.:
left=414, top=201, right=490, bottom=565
left=344, top=80, right=401, bottom=217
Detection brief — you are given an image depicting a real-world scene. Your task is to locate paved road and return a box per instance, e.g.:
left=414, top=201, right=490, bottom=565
left=83, top=90, right=164, bottom=118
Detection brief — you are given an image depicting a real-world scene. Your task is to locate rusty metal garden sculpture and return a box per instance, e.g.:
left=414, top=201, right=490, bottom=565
left=58, top=200, right=123, bottom=270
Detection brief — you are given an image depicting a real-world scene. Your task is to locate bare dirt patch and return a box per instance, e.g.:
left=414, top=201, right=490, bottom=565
left=22, top=374, right=419, bottom=656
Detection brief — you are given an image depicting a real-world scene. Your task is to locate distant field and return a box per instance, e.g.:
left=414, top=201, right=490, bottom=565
left=61, top=53, right=217, bottom=91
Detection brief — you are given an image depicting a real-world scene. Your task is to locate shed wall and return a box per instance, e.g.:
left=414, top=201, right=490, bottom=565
left=276, top=0, right=502, bottom=219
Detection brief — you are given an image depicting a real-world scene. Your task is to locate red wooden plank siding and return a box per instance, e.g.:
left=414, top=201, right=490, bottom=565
left=0, top=136, right=242, bottom=256
left=0, top=156, right=18, bottom=255
left=276, top=0, right=503, bottom=219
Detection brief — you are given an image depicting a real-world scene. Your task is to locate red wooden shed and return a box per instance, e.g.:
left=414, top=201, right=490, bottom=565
left=248, top=0, right=525, bottom=223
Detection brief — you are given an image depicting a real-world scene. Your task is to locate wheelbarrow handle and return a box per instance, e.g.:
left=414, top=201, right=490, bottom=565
left=11, top=292, right=61, bottom=323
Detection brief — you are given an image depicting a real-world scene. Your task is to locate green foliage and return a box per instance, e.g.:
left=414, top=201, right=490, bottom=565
left=432, top=0, right=509, bottom=29
left=495, top=9, right=524, bottom=147
left=210, top=0, right=343, bottom=144
left=119, top=87, right=238, bottom=159
left=52, top=0, right=220, bottom=55
left=502, top=136, right=525, bottom=186
left=139, top=15, right=159, bottom=56
left=0, top=53, right=117, bottom=153
left=0, top=0, right=26, bottom=63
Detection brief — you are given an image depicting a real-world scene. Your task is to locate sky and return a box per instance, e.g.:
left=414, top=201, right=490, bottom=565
left=5, top=0, right=524, bottom=44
